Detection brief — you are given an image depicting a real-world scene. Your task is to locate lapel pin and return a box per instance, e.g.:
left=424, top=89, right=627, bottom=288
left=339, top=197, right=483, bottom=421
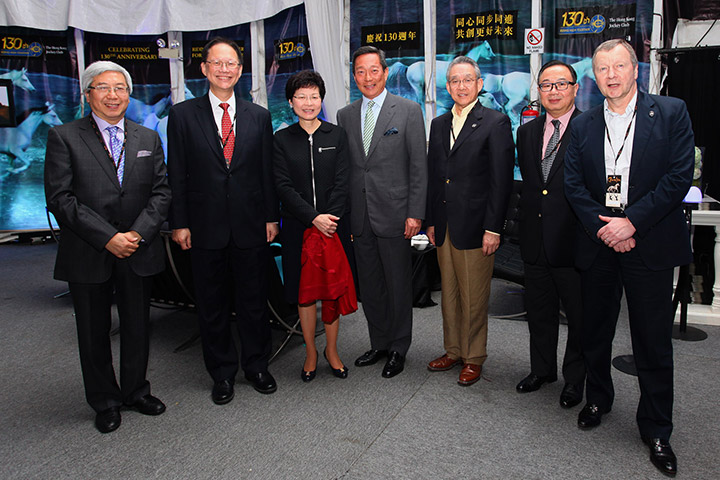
left=472, top=123, right=477, bottom=128
left=649, top=110, right=655, bottom=117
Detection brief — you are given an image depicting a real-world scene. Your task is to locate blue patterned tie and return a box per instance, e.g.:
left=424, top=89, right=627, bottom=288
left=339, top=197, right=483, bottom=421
left=106, top=126, right=124, bottom=185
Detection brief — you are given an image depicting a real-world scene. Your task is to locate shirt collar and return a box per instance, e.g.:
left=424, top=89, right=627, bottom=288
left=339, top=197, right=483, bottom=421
left=452, top=99, right=479, bottom=119
left=604, top=91, right=638, bottom=118
left=362, top=89, right=387, bottom=110
left=208, top=89, right=236, bottom=111
left=92, top=112, right=124, bottom=132
left=546, top=105, right=575, bottom=127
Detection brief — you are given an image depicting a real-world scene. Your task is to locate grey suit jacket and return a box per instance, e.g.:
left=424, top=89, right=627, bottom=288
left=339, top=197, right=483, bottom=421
left=45, top=115, right=171, bottom=283
left=337, top=92, right=427, bottom=238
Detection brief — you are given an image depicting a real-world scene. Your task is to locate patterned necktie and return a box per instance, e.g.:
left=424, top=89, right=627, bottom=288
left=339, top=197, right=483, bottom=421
left=106, top=125, right=124, bottom=185
left=542, top=119, right=561, bottom=182
left=220, top=102, right=235, bottom=167
left=363, top=100, right=375, bottom=155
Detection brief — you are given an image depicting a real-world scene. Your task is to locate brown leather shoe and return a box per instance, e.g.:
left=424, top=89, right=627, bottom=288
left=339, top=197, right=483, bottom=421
left=458, top=364, right=482, bottom=386
left=427, top=354, right=461, bottom=371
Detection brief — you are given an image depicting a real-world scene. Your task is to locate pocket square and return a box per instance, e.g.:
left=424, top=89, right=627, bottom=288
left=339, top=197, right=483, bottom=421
left=384, top=127, right=399, bottom=136
left=137, top=150, right=153, bottom=157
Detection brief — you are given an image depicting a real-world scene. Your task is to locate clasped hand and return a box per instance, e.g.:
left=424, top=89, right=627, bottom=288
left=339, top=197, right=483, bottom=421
left=597, top=215, right=636, bottom=252
left=313, top=214, right=339, bottom=238
left=105, top=231, right=141, bottom=258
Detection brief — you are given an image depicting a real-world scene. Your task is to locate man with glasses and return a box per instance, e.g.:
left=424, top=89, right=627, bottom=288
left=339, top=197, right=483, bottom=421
left=167, top=37, right=279, bottom=404
left=565, top=39, right=695, bottom=476
left=425, top=56, right=514, bottom=386
left=515, top=60, right=585, bottom=409
left=45, top=61, right=171, bottom=433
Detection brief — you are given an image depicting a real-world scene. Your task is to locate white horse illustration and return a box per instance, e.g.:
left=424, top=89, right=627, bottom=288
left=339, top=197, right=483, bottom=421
left=482, top=57, right=596, bottom=131
left=0, top=102, right=63, bottom=174
left=0, top=68, right=36, bottom=92
left=125, top=93, right=171, bottom=125
left=389, top=41, right=496, bottom=104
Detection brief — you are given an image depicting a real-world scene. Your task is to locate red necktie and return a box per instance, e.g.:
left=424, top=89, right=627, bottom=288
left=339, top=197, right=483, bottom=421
left=220, top=102, right=235, bottom=166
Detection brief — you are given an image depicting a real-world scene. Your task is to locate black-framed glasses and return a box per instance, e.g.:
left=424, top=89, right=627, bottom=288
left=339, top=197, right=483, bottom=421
left=538, top=81, right=576, bottom=92
left=88, top=85, right=129, bottom=95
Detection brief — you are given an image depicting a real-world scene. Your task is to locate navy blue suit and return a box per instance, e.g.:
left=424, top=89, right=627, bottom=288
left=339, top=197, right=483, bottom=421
left=167, top=94, right=278, bottom=382
left=564, top=91, right=694, bottom=439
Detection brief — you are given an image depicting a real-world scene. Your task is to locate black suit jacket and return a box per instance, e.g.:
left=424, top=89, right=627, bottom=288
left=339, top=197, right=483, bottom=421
left=167, top=94, right=278, bottom=249
left=565, top=91, right=695, bottom=271
left=426, top=102, right=514, bottom=249
left=44, top=116, right=171, bottom=283
left=273, top=121, right=349, bottom=226
left=517, top=109, right=581, bottom=266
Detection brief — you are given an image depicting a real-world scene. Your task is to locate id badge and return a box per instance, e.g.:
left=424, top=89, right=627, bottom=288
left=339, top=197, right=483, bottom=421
left=605, top=175, right=622, bottom=208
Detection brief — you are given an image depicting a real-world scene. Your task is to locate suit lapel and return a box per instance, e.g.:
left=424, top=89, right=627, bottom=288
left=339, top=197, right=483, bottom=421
left=587, top=107, right=608, bottom=194
left=229, top=98, right=247, bottom=170
left=449, top=102, right=483, bottom=154
left=78, top=116, right=121, bottom=190
left=629, top=92, right=655, bottom=184
left=440, top=113, right=452, bottom=156
left=530, top=114, right=546, bottom=181
left=122, top=120, right=139, bottom=183
left=195, top=94, right=225, bottom=166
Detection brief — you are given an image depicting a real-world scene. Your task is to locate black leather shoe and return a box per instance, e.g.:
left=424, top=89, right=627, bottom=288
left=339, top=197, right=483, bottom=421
left=354, top=349, right=388, bottom=367
left=515, top=373, right=557, bottom=393
left=301, top=352, right=318, bottom=383
left=381, top=351, right=405, bottom=378
left=577, top=403, right=610, bottom=430
left=642, top=437, right=677, bottom=477
left=211, top=379, right=235, bottom=405
left=245, top=372, right=277, bottom=394
left=559, top=383, right=583, bottom=409
left=324, top=349, right=348, bottom=379
left=95, top=406, right=121, bottom=433
left=127, top=394, right=166, bottom=415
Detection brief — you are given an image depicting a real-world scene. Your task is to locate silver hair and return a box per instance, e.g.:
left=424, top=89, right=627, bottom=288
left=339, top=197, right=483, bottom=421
left=81, top=61, right=133, bottom=94
left=447, top=55, right=482, bottom=79
left=592, top=39, right=638, bottom=69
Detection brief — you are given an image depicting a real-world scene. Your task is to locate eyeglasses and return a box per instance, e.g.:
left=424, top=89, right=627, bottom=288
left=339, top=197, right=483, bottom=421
left=538, top=81, right=576, bottom=92
left=448, top=77, right=478, bottom=88
left=205, top=59, right=241, bottom=70
left=293, top=95, right=322, bottom=102
left=88, top=85, right=129, bottom=95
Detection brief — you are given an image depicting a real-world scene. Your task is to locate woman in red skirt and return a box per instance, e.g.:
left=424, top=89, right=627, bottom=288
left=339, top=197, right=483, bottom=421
left=273, top=70, right=357, bottom=382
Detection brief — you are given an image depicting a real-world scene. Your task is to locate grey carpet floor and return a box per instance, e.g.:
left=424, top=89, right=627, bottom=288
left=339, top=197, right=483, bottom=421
left=1, top=242, right=718, bottom=479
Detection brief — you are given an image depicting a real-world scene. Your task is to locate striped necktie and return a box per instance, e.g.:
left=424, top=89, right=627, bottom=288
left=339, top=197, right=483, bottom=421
left=363, top=100, right=375, bottom=155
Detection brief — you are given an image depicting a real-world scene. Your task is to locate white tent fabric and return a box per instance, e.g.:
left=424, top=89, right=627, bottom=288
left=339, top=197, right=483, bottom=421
left=305, top=0, right=348, bottom=123
left=0, top=0, right=303, bottom=34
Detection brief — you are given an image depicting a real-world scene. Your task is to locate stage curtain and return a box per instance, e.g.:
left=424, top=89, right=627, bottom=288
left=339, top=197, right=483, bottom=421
left=0, top=0, right=302, bottom=35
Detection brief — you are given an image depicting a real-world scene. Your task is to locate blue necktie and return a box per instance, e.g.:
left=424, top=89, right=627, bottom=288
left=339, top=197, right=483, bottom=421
left=106, top=125, right=124, bottom=185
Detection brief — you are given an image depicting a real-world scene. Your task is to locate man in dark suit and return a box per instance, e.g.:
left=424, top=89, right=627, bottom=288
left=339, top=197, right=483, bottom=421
left=336, top=46, right=427, bottom=378
left=167, top=37, right=279, bottom=404
left=515, top=60, right=585, bottom=408
left=425, top=56, right=514, bottom=386
left=565, top=39, right=694, bottom=477
left=45, top=61, right=171, bottom=433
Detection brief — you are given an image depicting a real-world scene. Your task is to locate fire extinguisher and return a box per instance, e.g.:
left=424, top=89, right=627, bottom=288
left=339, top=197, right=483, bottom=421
left=521, top=100, right=540, bottom=125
